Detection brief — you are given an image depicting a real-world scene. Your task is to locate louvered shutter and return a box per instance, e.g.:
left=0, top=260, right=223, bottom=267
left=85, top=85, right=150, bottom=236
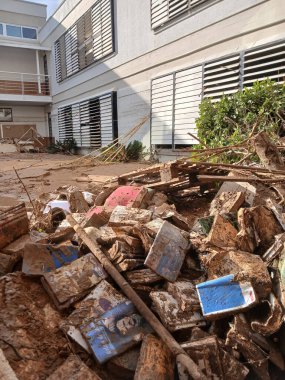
left=54, top=40, right=62, bottom=82
left=151, top=74, right=174, bottom=145
left=55, top=35, right=67, bottom=81
left=99, top=93, right=113, bottom=147
left=79, top=101, right=91, bottom=148
left=151, top=0, right=211, bottom=29
left=190, top=0, right=208, bottom=8
left=65, top=24, right=79, bottom=77
left=58, top=93, right=115, bottom=149
left=243, top=41, right=285, bottom=87
left=77, top=14, right=86, bottom=70
left=72, top=104, right=81, bottom=146
left=203, top=55, right=240, bottom=101
left=58, top=106, right=73, bottom=140
left=92, top=0, right=113, bottom=61
left=169, top=0, right=188, bottom=19
left=174, top=65, right=202, bottom=145
left=151, top=0, right=169, bottom=29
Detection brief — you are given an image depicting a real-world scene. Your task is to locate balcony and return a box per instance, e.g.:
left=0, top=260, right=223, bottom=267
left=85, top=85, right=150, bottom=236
left=0, top=71, right=52, bottom=104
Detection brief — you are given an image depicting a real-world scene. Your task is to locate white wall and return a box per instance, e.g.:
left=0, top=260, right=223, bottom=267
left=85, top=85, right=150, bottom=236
left=0, top=104, right=48, bottom=136
left=0, top=46, right=45, bottom=75
left=0, top=0, right=46, bottom=27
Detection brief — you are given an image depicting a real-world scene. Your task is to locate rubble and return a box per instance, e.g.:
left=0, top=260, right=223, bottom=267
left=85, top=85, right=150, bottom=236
left=2, top=147, right=285, bottom=379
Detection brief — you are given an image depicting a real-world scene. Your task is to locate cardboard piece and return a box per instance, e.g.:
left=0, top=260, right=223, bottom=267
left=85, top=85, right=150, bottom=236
left=42, top=253, right=107, bottom=309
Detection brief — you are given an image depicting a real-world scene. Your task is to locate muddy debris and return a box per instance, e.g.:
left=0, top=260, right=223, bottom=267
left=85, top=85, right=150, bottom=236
left=2, top=146, right=285, bottom=379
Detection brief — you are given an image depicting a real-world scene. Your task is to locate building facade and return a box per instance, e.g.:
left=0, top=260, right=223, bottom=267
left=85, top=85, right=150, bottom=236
left=0, top=0, right=51, bottom=142
left=1, top=0, right=285, bottom=157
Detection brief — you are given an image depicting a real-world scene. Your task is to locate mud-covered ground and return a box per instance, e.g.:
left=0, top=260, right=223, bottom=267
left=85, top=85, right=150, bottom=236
left=0, top=152, right=150, bottom=205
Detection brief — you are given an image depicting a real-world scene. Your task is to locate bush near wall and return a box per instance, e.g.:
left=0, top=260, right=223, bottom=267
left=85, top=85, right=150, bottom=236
left=196, top=79, right=285, bottom=152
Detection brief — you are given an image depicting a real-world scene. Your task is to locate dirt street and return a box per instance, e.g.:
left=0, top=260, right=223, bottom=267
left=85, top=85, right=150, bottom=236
left=0, top=153, right=150, bottom=205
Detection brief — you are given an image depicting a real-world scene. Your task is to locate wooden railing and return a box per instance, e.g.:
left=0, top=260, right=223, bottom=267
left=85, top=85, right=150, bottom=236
left=0, top=71, right=50, bottom=96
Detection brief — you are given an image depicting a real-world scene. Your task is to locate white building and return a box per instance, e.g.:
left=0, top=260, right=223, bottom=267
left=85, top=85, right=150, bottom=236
left=0, top=0, right=51, bottom=142
left=1, top=0, right=285, bottom=157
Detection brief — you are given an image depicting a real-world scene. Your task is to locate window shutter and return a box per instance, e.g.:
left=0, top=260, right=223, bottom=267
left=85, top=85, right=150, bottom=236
left=151, top=74, right=174, bottom=145
left=174, top=65, right=202, bottom=145
left=54, top=40, right=62, bottom=82
left=65, top=24, right=79, bottom=77
left=169, top=0, right=188, bottom=19
left=58, top=106, right=73, bottom=140
left=58, top=93, right=115, bottom=149
left=190, top=0, right=208, bottom=8
left=72, top=104, right=81, bottom=146
left=99, top=93, right=113, bottom=147
left=151, top=0, right=169, bottom=29
left=203, top=55, right=240, bottom=101
left=151, top=0, right=211, bottom=29
left=243, top=41, right=285, bottom=87
left=92, top=0, right=113, bottom=61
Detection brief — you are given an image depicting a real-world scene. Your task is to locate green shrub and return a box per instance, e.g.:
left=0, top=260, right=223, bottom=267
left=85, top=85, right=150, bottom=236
left=48, top=138, right=77, bottom=154
left=195, top=80, right=285, bottom=159
left=125, top=140, right=145, bottom=161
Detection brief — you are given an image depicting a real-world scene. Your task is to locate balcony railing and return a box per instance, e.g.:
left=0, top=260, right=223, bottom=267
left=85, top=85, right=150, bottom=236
left=0, top=71, right=50, bottom=96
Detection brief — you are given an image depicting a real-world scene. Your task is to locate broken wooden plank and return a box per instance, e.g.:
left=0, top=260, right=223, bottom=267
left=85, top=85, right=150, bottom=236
left=0, top=203, right=29, bottom=250
left=125, top=269, right=163, bottom=285
left=134, top=334, right=174, bottom=380
left=198, top=175, right=285, bottom=183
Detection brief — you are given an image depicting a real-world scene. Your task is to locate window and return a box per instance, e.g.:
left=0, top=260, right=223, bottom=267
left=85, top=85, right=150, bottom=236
left=151, top=66, right=202, bottom=147
left=58, top=92, right=117, bottom=149
left=0, top=22, right=37, bottom=39
left=203, top=55, right=241, bottom=101
left=0, top=108, right=13, bottom=122
left=54, top=0, right=114, bottom=82
left=151, top=0, right=211, bottom=29
left=6, top=24, right=21, bottom=38
left=151, top=39, right=285, bottom=148
left=243, top=41, right=285, bottom=88
left=22, top=27, right=37, bottom=40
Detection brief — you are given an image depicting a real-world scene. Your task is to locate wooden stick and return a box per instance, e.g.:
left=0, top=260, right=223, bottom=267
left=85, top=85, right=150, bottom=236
left=187, top=132, right=208, bottom=148
left=66, top=215, right=204, bottom=380
left=13, top=167, right=35, bottom=211
left=197, top=175, right=285, bottom=183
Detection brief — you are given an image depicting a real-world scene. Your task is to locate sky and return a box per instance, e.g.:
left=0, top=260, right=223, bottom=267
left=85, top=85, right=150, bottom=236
left=25, top=0, right=62, bottom=17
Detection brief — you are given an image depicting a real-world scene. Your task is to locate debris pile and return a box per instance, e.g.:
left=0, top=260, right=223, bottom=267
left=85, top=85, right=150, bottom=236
left=1, top=132, right=285, bottom=379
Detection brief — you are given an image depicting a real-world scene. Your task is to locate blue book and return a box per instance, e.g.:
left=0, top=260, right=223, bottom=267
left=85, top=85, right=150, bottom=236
left=196, top=274, right=257, bottom=319
left=80, top=300, right=152, bottom=363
